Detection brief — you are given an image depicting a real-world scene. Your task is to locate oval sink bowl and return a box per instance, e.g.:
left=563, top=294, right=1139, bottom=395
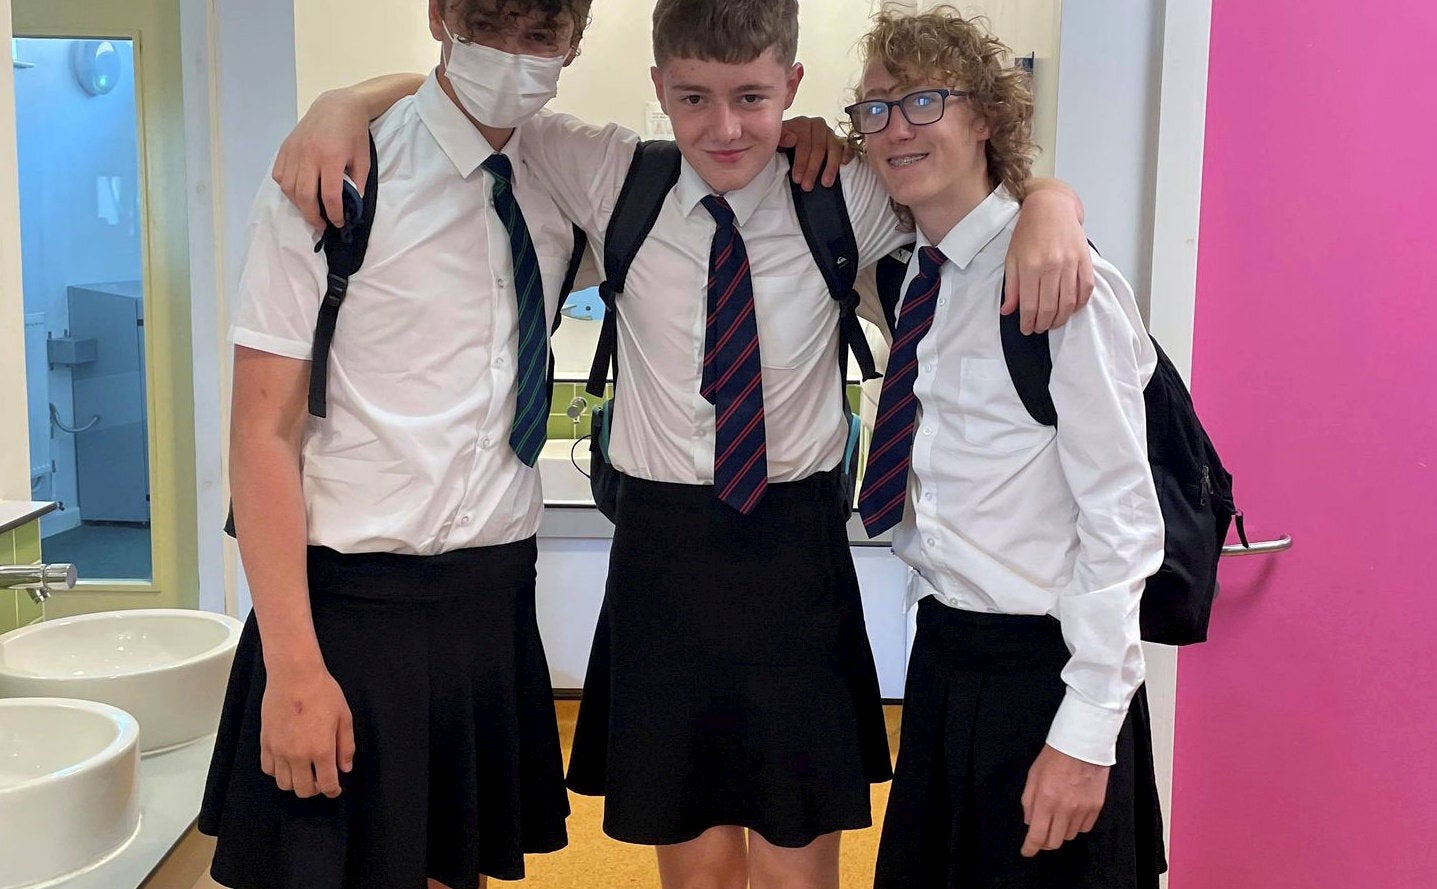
left=0, top=609, right=243, bottom=754
left=0, top=698, right=140, bottom=889
left=539, top=438, right=594, bottom=505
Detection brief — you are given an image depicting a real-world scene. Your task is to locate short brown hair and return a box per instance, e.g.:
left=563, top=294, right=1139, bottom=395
left=448, top=0, right=594, bottom=49
left=652, top=0, right=799, bottom=67
left=851, top=6, right=1035, bottom=207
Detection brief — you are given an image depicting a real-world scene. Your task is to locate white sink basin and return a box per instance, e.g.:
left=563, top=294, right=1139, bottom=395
left=0, top=698, right=140, bottom=889
left=0, top=609, right=243, bottom=754
left=539, top=438, right=595, bottom=505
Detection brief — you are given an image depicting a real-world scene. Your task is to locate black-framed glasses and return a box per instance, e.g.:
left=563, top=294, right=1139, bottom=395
left=844, top=88, right=969, bottom=135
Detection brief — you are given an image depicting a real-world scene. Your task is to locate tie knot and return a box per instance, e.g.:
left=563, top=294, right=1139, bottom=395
left=919, top=246, right=947, bottom=277
left=482, top=153, right=513, bottom=185
left=701, top=195, right=736, bottom=227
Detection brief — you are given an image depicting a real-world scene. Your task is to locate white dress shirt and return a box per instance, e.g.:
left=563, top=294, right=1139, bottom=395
left=230, top=72, right=577, bottom=555
left=518, top=111, right=908, bottom=484
left=891, top=187, right=1165, bottom=766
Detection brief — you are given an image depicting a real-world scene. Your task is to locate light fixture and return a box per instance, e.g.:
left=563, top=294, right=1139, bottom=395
left=70, top=39, right=121, bottom=96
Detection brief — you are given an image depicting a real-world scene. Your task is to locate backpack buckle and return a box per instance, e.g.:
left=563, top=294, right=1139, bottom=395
left=323, top=272, right=350, bottom=308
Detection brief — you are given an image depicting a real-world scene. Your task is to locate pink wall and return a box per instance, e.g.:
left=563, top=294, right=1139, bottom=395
left=1172, top=2, right=1437, bottom=887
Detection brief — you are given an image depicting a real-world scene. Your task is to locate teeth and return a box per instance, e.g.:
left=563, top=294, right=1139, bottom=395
left=889, top=154, right=927, bottom=168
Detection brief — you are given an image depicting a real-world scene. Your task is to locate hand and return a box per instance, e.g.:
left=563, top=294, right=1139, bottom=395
left=259, top=666, right=356, bottom=799
left=1002, top=188, right=1095, bottom=334
left=1020, top=744, right=1110, bottom=857
left=272, top=89, right=374, bottom=231
left=779, top=116, right=848, bottom=191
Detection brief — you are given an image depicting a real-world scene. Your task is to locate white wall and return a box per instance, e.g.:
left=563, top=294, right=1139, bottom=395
left=182, top=0, right=300, bottom=614
left=1053, top=0, right=1164, bottom=312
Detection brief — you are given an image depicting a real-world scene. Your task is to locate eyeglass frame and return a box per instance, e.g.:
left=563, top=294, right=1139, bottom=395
left=844, top=88, right=971, bottom=136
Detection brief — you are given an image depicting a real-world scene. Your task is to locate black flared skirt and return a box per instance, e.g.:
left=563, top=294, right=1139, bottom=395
left=199, top=538, right=568, bottom=889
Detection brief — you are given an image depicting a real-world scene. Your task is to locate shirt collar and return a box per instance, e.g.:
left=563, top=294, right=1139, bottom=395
left=415, top=69, right=519, bottom=179
left=674, top=152, right=784, bottom=226
left=920, top=185, right=1020, bottom=270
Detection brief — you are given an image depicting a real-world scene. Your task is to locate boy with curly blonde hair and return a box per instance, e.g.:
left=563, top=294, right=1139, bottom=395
left=849, top=8, right=1168, bottom=887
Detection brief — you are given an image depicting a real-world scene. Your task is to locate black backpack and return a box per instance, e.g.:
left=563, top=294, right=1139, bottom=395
left=583, top=140, right=879, bottom=521
left=225, top=134, right=591, bottom=538
left=872, top=240, right=1248, bottom=646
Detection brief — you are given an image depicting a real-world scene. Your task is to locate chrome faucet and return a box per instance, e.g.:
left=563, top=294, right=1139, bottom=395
left=0, top=564, right=77, bottom=605
left=565, top=395, right=589, bottom=433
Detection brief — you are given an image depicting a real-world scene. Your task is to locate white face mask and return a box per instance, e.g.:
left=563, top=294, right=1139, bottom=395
left=441, top=22, right=565, bottom=128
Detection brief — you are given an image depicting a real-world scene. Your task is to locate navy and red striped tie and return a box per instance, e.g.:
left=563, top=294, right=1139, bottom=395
left=700, top=195, right=768, bottom=514
left=859, top=246, right=948, bottom=536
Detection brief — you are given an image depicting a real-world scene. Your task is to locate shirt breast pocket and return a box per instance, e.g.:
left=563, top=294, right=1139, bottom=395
left=751, top=274, right=833, bottom=370
left=957, top=357, right=1054, bottom=450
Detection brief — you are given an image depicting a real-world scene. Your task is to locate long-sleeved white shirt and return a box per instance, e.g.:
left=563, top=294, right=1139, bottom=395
left=891, top=187, right=1165, bottom=766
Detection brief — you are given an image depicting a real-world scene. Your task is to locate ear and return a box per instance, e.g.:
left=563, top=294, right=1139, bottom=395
left=972, top=115, right=992, bottom=141
left=783, top=62, right=805, bottom=110
left=650, top=65, right=668, bottom=114
left=428, top=0, right=446, bottom=42
left=563, top=43, right=581, bottom=66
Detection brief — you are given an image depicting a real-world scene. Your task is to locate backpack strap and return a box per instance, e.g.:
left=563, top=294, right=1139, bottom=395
left=999, top=271, right=1058, bottom=427
left=308, top=133, right=380, bottom=418
left=782, top=150, right=880, bottom=383
left=556, top=224, right=591, bottom=332
left=586, top=140, right=683, bottom=397
left=1000, top=239, right=1105, bottom=426
left=873, top=245, right=914, bottom=333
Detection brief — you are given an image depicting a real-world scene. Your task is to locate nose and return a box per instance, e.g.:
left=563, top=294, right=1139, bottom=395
left=713, top=104, right=742, bottom=142
left=884, top=107, right=916, bottom=141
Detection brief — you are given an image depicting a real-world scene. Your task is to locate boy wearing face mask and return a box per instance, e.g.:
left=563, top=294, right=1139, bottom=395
left=197, top=3, right=592, bottom=889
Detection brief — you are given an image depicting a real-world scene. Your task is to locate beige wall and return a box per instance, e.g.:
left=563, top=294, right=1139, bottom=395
left=1, top=0, right=34, bottom=500
left=294, top=0, right=1060, bottom=152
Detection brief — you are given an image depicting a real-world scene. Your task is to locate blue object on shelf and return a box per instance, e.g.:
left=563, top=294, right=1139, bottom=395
left=562, top=287, right=606, bottom=322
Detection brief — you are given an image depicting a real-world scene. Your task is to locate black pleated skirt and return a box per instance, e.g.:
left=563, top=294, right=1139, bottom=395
left=874, top=597, right=1167, bottom=889
left=198, top=538, right=568, bottom=889
left=566, top=468, right=892, bottom=848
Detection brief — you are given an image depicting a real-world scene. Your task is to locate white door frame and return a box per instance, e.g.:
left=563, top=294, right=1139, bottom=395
left=1146, top=0, right=1212, bottom=857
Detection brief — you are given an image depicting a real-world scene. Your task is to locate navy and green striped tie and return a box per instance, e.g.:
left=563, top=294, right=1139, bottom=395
left=482, top=153, right=549, bottom=467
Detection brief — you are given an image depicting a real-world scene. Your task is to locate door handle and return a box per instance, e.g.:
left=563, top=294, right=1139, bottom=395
left=1221, top=535, right=1292, bottom=557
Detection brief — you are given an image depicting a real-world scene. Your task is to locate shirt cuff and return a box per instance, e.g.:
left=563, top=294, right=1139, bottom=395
left=1045, top=690, right=1127, bottom=766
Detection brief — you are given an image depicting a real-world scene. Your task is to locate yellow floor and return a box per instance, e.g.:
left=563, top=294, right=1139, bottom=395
left=191, top=701, right=904, bottom=889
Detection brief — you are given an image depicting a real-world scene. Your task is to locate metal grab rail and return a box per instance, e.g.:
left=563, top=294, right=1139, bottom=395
left=1221, top=535, right=1293, bottom=558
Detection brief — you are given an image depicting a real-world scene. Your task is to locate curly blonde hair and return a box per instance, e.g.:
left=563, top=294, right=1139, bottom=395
left=849, top=6, right=1036, bottom=226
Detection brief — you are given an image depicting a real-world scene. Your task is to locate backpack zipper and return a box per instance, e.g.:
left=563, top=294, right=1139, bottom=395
left=1201, top=465, right=1212, bottom=508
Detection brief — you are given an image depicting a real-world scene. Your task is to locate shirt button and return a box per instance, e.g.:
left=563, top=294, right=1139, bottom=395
left=924, top=363, right=935, bottom=374
left=922, top=426, right=934, bottom=437
left=494, top=356, right=507, bottom=368
left=926, top=537, right=937, bottom=547
left=937, top=297, right=947, bottom=307
left=459, top=514, right=472, bottom=526
left=481, top=437, right=494, bottom=449
left=497, top=277, right=508, bottom=288
left=923, top=492, right=934, bottom=502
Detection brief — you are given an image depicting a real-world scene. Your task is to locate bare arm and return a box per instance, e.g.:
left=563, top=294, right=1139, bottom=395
left=230, top=345, right=355, bottom=800
left=272, top=73, right=425, bottom=229
left=1003, top=178, right=1095, bottom=335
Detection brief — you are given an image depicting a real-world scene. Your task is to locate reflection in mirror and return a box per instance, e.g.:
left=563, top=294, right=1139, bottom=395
left=14, top=37, right=152, bottom=582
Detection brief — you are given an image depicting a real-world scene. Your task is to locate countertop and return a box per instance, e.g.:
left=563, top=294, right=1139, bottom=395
left=57, top=737, right=214, bottom=889
left=0, top=501, right=56, bottom=536
left=539, top=501, right=891, bottom=546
